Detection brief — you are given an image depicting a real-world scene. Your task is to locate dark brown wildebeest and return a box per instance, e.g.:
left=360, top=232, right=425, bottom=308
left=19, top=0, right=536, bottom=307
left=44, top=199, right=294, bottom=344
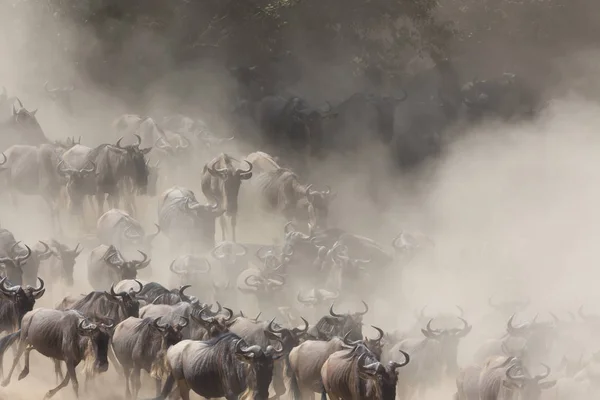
left=154, top=332, right=284, bottom=400
left=0, top=308, right=113, bottom=399
left=201, top=153, right=253, bottom=242
left=321, top=345, right=410, bottom=400
left=112, top=316, right=188, bottom=399
left=0, top=241, right=33, bottom=286
left=308, top=301, right=369, bottom=342
left=35, top=240, right=83, bottom=288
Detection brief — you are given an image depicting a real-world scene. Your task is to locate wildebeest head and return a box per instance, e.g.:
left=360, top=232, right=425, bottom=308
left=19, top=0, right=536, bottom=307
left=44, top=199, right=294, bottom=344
left=506, top=314, right=556, bottom=362
left=235, top=336, right=285, bottom=399
left=103, top=246, right=151, bottom=281
left=10, top=98, right=46, bottom=143
left=45, top=241, right=82, bottom=286
left=206, top=156, right=253, bottom=214
left=184, top=198, right=225, bottom=243
left=297, top=288, right=340, bottom=308
left=123, top=222, right=161, bottom=252
left=243, top=273, right=286, bottom=294
left=358, top=350, right=410, bottom=400
left=78, top=317, right=114, bottom=374
left=0, top=276, right=45, bottom=320
left=392, top=231, right=434, bottom=263
left=107, top=280, right=143, bottom=318
left=304, top=185, right=335, bottom=232
left=57, top=159, right=97, bottom=213
left=169, top=256, right=212, bottom=284
left=109, top=135, right=151, bottom=194
left=152, top=316, right=187, bottom=346
left=0, top=242, right=32, bottom=285
left=503, top=363, right=556, bottom=399
left=211, top=241, right=248, bottom=268
left=420, top=318, right=472, bottom=375
left=315, top=301, right=369, bottom=341
left=265, top=317, right=310, bottom=352
left=154, top=132, right=191, bottom=157
left=191, top=306, right=234, bottom=338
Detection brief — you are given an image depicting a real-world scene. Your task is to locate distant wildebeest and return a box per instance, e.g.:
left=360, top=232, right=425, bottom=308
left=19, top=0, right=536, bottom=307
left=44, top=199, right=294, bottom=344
left=35, top=239, right=82, bottom=288
left=112, top=316, right=187, bottom=398
left=389, top=317, right=472, bottom=400
left=168, top=255, right=212, bottom=298
left=57, top=144, right=97, bottom=219
left=0, top=141, right=74, bottom=231
left=0, top=241, right=33, bottom=285
left=20, top=241, right=56, bottom=287
left=321, top=344, right=410, bottom=400
left=86, top=135, right=151, bottom=218
left=157, top=186, right=224, bottom=253
left=201, top=153, right=253, bottom=242
left=249, top=151, right=334, bottom=232
left=154, top=332, right=284, bottom=400
left=97, top=208, right=160, bottom=254
left=87, top=244, right=150, bottom=291
left=0, top=308, right=113, bottom=399
left=0, top=98, right=50, bottom=147
left=43, top=81, right=75, bottom=115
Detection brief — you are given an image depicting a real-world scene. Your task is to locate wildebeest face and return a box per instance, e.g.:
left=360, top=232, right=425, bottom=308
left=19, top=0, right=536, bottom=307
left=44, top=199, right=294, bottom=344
left=105, top=247, right=151, bottom=281
left=503, top=364, right=556, bottom=400
left=57, top=245, right=82, bottom=287
left=79, top=319, right=113, bottom=373
left=0, top=277, right=45, bottom=317
left=11, top=100, right=42, bottom=133
left=109, top=135, right=151, bottom=194
left=421, top=318, right=472, bottom=375
left=235, top=338, right=284, bottom=398
left=152, top=316, right=187, bottom=346
left=0, top=243, right=33, bottom=285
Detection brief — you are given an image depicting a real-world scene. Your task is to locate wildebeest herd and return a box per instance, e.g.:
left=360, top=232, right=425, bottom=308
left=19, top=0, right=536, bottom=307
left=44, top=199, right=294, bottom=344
left=0, top=67, right=593, bottom=400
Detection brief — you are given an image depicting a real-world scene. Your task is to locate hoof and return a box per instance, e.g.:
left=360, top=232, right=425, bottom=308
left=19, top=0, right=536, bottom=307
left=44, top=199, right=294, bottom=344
left=0, top=379, right=9, bottom=387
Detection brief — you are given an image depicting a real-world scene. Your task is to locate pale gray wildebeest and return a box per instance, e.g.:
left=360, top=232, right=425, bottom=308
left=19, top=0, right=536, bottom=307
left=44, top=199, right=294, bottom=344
left=201, top=153, right=253, bottom=242
left=20, top=241, right=55, bottom=287
left=320, top=241, right=373, bottom=298
left=254, top=162, right=334, bottom=233
left=0, top=98, right=50, bottom=147
left=35, top=239, right=83, bottom=288
left=168, top=255, right=212, bottom=299
left=157, top=186, right=224, bottom=253
left=0, top=142, right=70, bottom=231
left=500, top=314, right=556, bottom=367
left=321, top=344, right=410, bottom=400
left=112, top=316, right=187, bottom=398
left=87, top=135, right=151, bottom=218
left=210, top=241, right=249, bottom=285
left=296, top=288, right=340, bottom=321
left=0, top=308, right=113, bottom=399
left=57, top=144, right=97, bottom=221
left=245, top=151, right=281, bottom=174
left=86, top=244, right=150, bottom=291
left=44, top=81, right=75, bottom=115
left=0, top=241, right=33, bottom=285
left=153, top=332, right=284, bottom=400
left=287, top=331, right=383, bottom=400
left=236, top=257, right=287, bottom=318
left=96, top=208, right=160, bottom=255
left=139, top=301, right=232, bottom=341
left=228, top=316, right=310, bottom=399
left=461, top=356, right=556, bottom=400
left=389, top=317, right=471, bottom=400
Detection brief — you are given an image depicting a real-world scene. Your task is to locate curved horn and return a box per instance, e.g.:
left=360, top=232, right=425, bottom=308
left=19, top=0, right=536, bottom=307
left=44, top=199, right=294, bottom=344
left=237, top=160, right=253, bottom=175
left=37, top=241, right=52, bottom=258
left=178, top=316, right=189, bottom=329
left=456, top=305, right=464, bottom=317
left=115, top=137, right=124, bottom=149
left=81, top=160, right=96, bottom=174
left=135, top=251, right=150, bottom=269
left=153, top=317, right=168, bottom=330
left=14, top=244, right=32, bottom=264
left=506, top=364, right=526, bottom=381
left=534, top=364, right=551, bottom=381
left=390, top=350, right=411, bottom=369
left=284, top=221, right=296, bottom=235
left=222, top=307, right=234, bottom=321
left=169, top=259, right=184, bottom=275
left=0, top=153, right=6, bottom=166
left=178, top=284, right=192, bottom=299
left=357, top=300, right=369, bottom=316
left=32, top=277, right=44, bottom=293
left=244, top=275, right=263, bottom=288
left=293, top=317, right=310, bottom=335
left=370, top=325, right=384, bottom=342
left=134, top=134, right=142, bottom=147
left=211, top=242, right=227, bottom=260
left=330, top=302, right=343, bottom=318
left=342, top=330, right=362, bottom=347
left=267, top=318, right=284, bottom=334
left=78, top=319, right=97, bottom=332
left=132, top=279, right=143, bottom=295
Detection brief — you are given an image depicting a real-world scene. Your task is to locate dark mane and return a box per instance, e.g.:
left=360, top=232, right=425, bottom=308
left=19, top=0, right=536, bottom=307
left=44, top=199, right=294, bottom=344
left=204, top=331, right=241, bottom=346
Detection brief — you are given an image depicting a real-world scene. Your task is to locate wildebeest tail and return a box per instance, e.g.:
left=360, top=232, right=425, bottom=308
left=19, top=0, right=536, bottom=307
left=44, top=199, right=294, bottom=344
left=0, top=330, right=20, bottom=356
left=320, top=385, right=327, bottom=400
left=143, top=373, right=175, bottom=400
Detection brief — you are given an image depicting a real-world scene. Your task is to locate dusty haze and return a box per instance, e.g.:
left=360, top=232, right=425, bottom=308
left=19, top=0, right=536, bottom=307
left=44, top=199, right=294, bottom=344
left=1, top=0, right=600, bottom=399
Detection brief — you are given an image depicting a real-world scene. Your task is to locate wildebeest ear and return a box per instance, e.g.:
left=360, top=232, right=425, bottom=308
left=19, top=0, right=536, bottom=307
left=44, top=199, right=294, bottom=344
left=140, top=147, right=152, bottom=155
left=240, top=172, right=253, bottom=180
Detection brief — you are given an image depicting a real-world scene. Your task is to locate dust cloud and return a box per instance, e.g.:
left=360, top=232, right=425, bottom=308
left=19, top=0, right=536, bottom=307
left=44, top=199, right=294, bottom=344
left=0, top=1, right=600, bottom=399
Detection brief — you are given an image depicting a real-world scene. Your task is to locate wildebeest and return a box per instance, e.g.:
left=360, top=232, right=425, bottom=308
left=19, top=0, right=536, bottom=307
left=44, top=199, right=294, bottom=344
left=309, top=301, right=369, bottom=341
left=87, top=244, right=150, bottom=291
left=87, top=135, right=151, bottom=218
left=97, top=208, right=160, bottom=254
left=112, top=316, right=187, bottom=398
left=0, top=98, right=50, bottom=147
left=64, top=282, right=144, bottom=323
left=57, top=145, right=97, bottom=219
left=20, top=241, right=56, bottom=287
left=252, top=155, right=334, bottom=232
left=321, top=344, right=410, bottom=400
left=157, top=186, right=224, bottom=253
left=0, top=241, right=33, bottom=285
left=0, top=276, right=45, bottom=334
left=201, top=153, right=253, bottom=242
left=0, top=308, right=113, bottom=399
left=154, top=332, right=284, bottom=400
left=0, top=142, right=71, bottom=230
left=168, top=255, right=212, bottom=298
left=35, top=239, right=82, bottom=288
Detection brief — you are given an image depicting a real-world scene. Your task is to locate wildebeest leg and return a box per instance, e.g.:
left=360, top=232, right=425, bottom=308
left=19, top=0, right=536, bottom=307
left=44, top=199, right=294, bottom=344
left=96, top=193, right=106, bottom=219
left=131, top=367, right=141, bottom=399
left=44, top=361, right=76, bottom=399
left=123, top=366, right=132, bottom=399
left=1, top=339, right=26, bottom=386
left=108, top=193, right=120, bottom=211
left=176, top=379, right=191, bottom=400
left=154, top=377, right=162, bottom=397
left=44, top=373, right=70, bottom=400
left=17, top=345, right=32, bottom=380
left=231, top=214, right=237, bottom=243
left=53, top=360, right=64, bottom=383
left=220, top=214, right=227, bottom=242
left=271, top=364, right=285, bottom=399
